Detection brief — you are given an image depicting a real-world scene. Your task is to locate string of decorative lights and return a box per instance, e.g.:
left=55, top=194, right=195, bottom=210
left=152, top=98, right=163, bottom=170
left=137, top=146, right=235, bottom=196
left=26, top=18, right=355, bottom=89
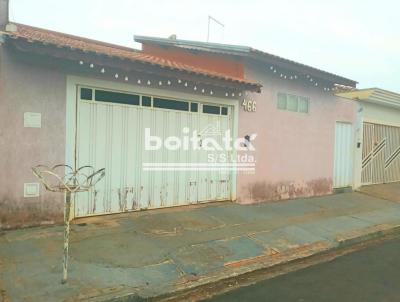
left=78, top=60, right=243, bottom=98
left=268, top=65, right=341, bottom=92
left=78, top=60, right=349, bottom=98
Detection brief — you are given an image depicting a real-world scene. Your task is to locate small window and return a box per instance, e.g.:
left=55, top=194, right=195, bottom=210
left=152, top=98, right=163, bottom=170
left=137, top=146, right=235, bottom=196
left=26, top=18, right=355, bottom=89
left=277, top=93, right=287, bottom=110
left=190, top=103, right=198, bottom=112
left=287, top=95, right=298, bottom=112
left=153, top=98, right=189, bottom=111
left=80, top=88, right=93, bottom=100
left=203, top=105, right=220, bottom=115
left=221, top=107, right=228, bottom=115
left=142, top=96, right=152, bottom=107
left=299, top=97, right=309, bottom=113
left=95, top=90, right=140, bottom=105
left=277, top=92, right=309, bottom=114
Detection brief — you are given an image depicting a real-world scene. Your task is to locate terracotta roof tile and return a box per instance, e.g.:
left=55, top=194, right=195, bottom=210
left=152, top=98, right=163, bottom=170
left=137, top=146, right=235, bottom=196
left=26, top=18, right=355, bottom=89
left=3, top=23, right=261, bottom=90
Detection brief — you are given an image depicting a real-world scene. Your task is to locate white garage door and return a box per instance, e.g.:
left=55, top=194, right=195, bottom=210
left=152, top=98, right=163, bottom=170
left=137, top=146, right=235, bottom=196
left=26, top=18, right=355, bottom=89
left=74, top=86, right=233, bottom=217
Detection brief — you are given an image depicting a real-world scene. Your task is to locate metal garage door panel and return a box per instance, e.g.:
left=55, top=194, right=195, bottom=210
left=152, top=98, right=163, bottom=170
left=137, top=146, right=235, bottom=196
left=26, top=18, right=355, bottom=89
left=384, top=125, right=400, bottom=183
left=109, top=106, right=125, bottom=212
left=361, top=123, right=374, bottom=185
left=125, top=106, right=142, bottom=210
left=196, top=112, right=231, bottom=202
left=141, top=107, right=155, bottom=209
left=371, top=124, right=386, bottom=184
left=151, top=109, right=165, bottom=208
left=75, top=102, right=108, bottom=216
left=91, top=104, right=108, bottom=214
left=75, top=101, right=92, bottom=217
left=185, top=111, right=200, bottom=205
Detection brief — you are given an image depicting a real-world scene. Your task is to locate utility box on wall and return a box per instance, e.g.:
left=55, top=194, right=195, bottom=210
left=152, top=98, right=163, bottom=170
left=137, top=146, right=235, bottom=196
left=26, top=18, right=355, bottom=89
left=24, top=112, right=41, bottom=128
left=24, top=183, right=40, bottom=197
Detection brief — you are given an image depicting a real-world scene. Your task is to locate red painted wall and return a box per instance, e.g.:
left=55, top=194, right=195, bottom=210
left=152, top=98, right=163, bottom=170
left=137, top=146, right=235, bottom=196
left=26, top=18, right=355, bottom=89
left=142, top=43, right=245, bottom=79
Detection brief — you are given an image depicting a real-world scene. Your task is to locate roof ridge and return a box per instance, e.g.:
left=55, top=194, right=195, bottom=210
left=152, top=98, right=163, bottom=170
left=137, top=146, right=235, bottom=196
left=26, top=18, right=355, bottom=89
left=135, top=35, right=251, bottom=52
left=11, top=22, right=141, bottom=53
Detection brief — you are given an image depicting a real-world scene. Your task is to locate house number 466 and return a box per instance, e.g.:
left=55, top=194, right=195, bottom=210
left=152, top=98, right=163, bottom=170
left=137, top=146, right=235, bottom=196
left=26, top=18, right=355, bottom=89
left=242, top=99, right=257, bottom=112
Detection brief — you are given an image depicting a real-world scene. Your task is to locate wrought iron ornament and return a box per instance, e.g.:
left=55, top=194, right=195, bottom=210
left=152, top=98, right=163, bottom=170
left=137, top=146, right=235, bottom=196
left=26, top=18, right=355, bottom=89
left=32, top=164, right=105, bottom=284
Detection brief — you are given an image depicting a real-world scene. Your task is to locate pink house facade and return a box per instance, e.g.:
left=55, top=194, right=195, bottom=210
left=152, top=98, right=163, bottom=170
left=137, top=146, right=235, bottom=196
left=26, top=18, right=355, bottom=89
left=0, top=0, right=359, bottom=229
left=0, top=3, right=260, bottom=228
left=136, top=36, right=358, bottom=203
left=238, top=61, right=357, bottom=203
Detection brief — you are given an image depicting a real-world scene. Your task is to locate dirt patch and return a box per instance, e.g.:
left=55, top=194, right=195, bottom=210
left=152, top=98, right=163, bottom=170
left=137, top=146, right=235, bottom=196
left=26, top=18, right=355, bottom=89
left=242, top=178, right=332, bottom=203
left=358, top=182, right=400, bottom=203
left=0, top=197, right=63, bottom=230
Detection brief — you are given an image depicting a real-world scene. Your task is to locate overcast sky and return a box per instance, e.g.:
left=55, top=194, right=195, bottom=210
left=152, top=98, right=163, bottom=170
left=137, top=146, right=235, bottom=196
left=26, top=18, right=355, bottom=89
left=10, top=0, right=400, bottom=92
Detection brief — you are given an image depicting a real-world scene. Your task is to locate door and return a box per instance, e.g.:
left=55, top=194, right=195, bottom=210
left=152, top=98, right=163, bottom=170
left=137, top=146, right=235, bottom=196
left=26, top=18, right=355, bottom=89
left=74, top=86, right=233, bottom=217
left=361, top=123, right=400, bottom=185
left=333, top=122, right=354, bottom=188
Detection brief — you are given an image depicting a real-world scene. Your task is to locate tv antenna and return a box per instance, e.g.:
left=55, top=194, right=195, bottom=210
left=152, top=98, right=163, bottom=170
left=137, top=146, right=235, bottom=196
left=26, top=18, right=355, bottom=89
left=207, top=15, right=224, bottom=42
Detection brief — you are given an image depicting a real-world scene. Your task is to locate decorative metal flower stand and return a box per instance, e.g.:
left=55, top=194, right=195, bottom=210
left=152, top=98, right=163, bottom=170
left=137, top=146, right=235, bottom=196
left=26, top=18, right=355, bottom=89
left=32, top=165, right=105, bottom=284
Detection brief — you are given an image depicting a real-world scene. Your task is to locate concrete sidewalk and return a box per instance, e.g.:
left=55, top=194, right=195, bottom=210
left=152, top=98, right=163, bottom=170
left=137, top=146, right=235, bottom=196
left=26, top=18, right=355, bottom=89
left=358, top=182, right=400, bottom=203
left=1, top=192, right=400, bottom=301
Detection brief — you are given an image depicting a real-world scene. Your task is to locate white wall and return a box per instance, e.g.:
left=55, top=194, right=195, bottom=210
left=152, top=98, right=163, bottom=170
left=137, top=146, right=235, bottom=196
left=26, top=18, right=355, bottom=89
left=362, top=102, right=400, bottom=127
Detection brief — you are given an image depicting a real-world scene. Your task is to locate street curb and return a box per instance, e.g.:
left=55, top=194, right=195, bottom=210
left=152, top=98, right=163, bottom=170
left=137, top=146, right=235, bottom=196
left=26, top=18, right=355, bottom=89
left=336, top=224, right=400, bottom=247
left=101, top=223, right=400, bottom=302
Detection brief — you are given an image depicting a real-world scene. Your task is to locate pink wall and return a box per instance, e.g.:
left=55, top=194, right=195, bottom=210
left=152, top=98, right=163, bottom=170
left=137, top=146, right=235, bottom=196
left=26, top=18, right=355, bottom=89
left=0, top=45, right=237, bottom=229
left=237, top=61, right=357, bottom=203
left=0, top=41, right=358, bottom=227
left=0, top=47, right=67, bottom=228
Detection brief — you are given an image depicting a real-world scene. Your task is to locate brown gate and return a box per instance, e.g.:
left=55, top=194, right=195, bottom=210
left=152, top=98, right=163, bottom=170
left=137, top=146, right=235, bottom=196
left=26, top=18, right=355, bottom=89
left=362, top=123, right=400, bottom=185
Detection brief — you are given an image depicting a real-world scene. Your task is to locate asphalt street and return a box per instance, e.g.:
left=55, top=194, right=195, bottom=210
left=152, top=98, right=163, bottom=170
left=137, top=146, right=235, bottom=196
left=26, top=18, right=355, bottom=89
left=205, top=236, right=400, bottom=302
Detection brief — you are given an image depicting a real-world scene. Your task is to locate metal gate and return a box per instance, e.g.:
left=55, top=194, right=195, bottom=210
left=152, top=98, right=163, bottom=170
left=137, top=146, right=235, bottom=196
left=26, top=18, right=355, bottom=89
left=333, top=122, right=354, bottom=188
left=362, top=123, right=400, bottom=185
left=74, top=87, right=233, bottom=217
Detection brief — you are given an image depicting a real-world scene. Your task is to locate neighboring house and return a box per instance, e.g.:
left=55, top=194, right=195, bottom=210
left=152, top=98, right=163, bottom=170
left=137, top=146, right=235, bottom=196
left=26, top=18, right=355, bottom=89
left=134, top=36, right=359, bottom=203
left=0, top=0, right=261, bottom=228
left=337, top=88, right=400, bottom=187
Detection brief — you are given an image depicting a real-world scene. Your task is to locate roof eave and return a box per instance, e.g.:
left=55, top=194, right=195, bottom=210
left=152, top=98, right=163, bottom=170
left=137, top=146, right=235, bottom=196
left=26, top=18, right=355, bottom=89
left=4, top=33, right=261, bottom=92
left=247, top=49, right=357, bottom=87
left=337, top=88, right=400, bottom=110
left=135, top=35, right=357, bottom=87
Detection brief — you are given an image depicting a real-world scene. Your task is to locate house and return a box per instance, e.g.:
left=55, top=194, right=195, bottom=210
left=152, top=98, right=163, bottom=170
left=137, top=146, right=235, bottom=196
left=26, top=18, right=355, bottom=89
left=0, top=0, right=367, bottom=230
left=134, top=35, right=359, bottom=203
left=0, top=0, right=261, bottom=229
left=337, top=88, right=400, bottom=187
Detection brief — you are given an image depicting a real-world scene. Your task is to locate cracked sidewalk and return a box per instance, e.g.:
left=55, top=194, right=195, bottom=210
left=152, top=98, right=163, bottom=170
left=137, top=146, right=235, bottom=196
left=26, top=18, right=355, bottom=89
left=1, top=191, right=400, bottom=301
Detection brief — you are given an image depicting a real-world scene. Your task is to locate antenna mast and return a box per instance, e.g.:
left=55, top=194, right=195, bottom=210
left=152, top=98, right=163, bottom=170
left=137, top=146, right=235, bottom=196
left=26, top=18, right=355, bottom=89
left=207, top=15, right=224, bottom=42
